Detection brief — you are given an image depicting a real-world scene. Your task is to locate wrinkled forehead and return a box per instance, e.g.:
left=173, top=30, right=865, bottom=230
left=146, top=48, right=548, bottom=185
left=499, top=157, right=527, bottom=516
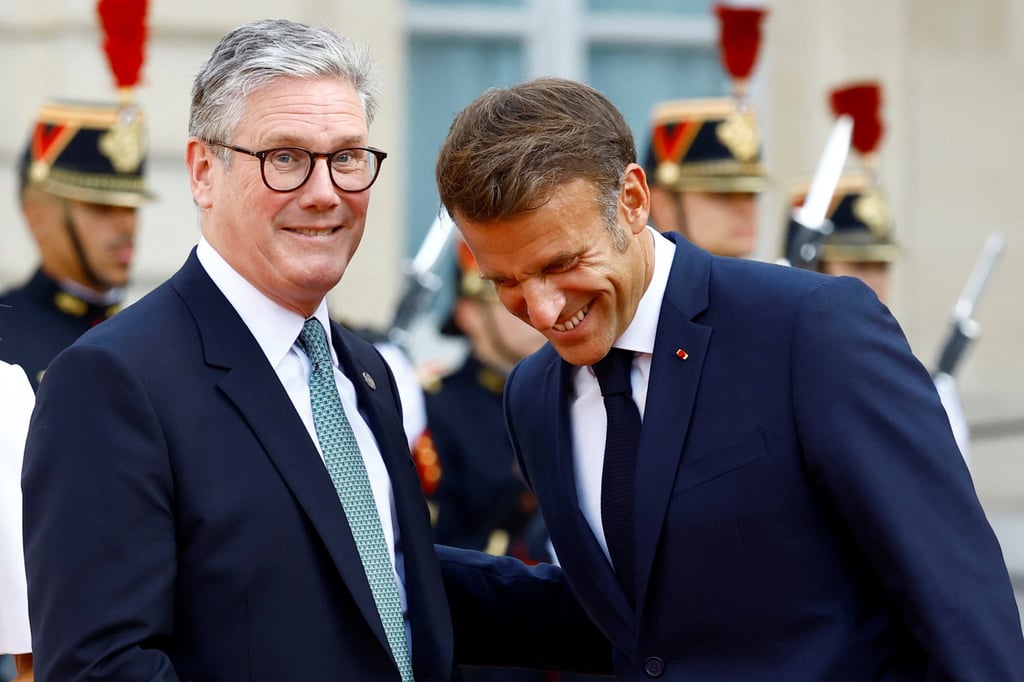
left=457, top=181, right=607, bottom=279
left=233, top=78, right=369, bottom=145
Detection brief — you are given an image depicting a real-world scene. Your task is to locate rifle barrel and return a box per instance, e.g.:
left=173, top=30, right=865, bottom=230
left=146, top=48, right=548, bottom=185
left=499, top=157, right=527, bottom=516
left=933, top=232, right=1005, bottom=378
left=953, top=233, right=1005, bottom=322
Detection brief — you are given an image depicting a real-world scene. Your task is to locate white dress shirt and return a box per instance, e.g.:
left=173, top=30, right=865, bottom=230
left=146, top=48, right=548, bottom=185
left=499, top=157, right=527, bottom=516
left=0, top=361, right=34, bottom=654
left=196, top=239, right=408, bottom=613
left=570, top=227, right=675, bottom=561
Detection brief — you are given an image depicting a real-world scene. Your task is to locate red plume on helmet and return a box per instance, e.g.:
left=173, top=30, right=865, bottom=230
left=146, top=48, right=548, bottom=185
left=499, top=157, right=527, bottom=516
left=715, top=3, right=769, bottom=98
left=817, top=81, right=893, bottom=246
left=96, top=0, right=149, bottom=102
left=830, top=82, right=884, bottom=159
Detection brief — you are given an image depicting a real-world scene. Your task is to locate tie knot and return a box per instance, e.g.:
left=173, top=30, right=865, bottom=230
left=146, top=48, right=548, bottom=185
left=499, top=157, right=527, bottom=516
left=298, top=318, right=331, bottom=367
left=593, top=348, right=634, bottom=397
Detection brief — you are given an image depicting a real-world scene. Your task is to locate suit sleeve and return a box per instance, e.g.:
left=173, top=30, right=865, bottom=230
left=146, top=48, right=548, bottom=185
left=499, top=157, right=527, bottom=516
left=22, top=345, right=181, bottom=681
left=791, top=275, right=1024, bottom=678
left=436, top=544, right=612, bottom=674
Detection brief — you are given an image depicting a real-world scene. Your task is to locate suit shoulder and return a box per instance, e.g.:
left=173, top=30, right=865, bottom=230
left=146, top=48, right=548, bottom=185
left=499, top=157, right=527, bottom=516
left=332, top=321, right=382, bottom=360
left=71, top=281, right=187, bottom=351
left=707, top=257, right=850, bottom=310
left=714, top=256, right=829, bottom=290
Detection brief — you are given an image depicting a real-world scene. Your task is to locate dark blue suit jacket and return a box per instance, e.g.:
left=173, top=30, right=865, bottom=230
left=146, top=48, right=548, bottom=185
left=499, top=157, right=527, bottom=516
left=23, top=251, right=609, bottom=681
left=505, top=233, right=1024, bottom=680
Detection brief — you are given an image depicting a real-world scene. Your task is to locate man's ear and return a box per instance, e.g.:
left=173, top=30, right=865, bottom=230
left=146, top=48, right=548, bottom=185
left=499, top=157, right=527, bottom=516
left=619, top=163, right=651, bottom=234
left=186, top=138, right=216, bottom=209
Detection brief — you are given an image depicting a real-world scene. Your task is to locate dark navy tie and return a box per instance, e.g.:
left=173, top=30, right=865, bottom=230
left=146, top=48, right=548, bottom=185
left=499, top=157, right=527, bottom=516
left=593, top=347, right=640, bottom=605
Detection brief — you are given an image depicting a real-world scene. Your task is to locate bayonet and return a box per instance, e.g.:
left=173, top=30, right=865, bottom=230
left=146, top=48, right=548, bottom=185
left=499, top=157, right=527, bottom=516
left=387, top=211, right=457, bottom=349
left=782, top=114, right=853, bottom=269
left=933, top=233, right=1005, bottom=378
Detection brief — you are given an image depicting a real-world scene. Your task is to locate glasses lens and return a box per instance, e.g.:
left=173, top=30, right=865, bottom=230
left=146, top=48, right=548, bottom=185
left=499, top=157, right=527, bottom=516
left=330, top=149, right=379, bottom=192
left=256, top=147, right=381, bottom=192
left=263, top=148, right=312, bottom=191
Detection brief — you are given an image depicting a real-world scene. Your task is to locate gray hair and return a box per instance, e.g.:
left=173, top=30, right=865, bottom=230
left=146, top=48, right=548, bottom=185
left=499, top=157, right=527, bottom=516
left=189, top=19, right=380, bottom=145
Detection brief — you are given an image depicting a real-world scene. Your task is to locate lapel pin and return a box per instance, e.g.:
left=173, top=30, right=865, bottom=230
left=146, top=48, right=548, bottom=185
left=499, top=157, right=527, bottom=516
left=362, top=371, right=377, bottom=390
left=675, top=348, right=689, bottom=360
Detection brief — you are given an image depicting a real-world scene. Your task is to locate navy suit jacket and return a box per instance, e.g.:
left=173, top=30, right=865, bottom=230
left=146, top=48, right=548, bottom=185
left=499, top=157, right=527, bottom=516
left=23, top=251, right=609, bottom=681
left=505, top=233, right=1024, bottom=680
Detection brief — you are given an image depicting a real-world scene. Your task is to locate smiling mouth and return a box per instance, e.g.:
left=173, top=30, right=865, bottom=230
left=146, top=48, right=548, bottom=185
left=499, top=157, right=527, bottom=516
left=553, top=304, right=589, bottom=332
left=288, top=227, right=341, bottom=236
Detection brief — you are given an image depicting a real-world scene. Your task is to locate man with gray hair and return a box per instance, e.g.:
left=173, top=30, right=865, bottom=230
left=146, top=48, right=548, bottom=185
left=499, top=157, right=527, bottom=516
left=22, top=21, right=609, bottom=681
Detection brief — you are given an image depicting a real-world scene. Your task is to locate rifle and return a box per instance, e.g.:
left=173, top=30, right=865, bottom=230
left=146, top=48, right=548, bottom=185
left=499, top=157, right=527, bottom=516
left=780, top=114, right=853, bottom=270
left=933, top=232, right=1005, bottom=378
left=386, top=210, right=457, bottom=350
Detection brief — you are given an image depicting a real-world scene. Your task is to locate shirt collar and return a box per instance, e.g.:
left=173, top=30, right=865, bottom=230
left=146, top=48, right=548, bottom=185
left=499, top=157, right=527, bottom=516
left=614, top=226, right=675, bottom=355
left=196, top=237, right=334, bottom=368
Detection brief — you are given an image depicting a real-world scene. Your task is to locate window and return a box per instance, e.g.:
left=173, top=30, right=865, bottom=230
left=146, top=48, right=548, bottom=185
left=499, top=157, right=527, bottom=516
left=404, top=0, right=728, bottom=280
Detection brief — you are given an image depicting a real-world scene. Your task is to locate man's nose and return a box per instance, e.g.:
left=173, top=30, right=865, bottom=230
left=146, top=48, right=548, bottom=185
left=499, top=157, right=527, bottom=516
left=298, top=158, right=342, bottom=208
left=520, top=279, right=566, bottom=331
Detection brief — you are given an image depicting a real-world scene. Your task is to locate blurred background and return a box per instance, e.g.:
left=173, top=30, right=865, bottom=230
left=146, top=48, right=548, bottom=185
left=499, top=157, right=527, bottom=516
left=1, top=0, right=1022, bottom=610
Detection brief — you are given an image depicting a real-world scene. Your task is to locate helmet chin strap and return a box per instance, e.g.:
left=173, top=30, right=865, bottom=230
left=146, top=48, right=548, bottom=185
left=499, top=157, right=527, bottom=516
left=61, top=200, right=111, bottom=292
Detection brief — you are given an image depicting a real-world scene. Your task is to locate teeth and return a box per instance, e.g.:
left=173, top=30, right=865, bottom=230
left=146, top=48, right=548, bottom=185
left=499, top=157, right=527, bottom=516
left=292, top=228, right=335, bottom=236
left=553, top=306, right=588, bottom=332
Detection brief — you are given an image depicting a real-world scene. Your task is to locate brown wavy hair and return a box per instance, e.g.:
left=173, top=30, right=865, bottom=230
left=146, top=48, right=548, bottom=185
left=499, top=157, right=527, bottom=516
left=436, top=77, right=637, bottom=229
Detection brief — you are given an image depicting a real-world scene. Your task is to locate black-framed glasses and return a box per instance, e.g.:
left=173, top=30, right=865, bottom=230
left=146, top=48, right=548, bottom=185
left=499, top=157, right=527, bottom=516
left=206, top=141, right=387, bottom=193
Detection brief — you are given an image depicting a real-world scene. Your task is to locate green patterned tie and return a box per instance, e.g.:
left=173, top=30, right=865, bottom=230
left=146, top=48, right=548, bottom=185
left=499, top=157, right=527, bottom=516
left=298, top=318, right=414, bottom=682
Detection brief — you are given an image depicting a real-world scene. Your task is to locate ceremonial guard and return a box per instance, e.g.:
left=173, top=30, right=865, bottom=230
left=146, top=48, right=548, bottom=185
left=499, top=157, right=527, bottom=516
left=0, top=0, right=152, bottom=389
left=643, top=4, right=767, bottom=258
left=0, top=3, right=150, bottom=680
left=417, top=240, right=547, bottom=558
left=782, top=80, right=971, bottom=460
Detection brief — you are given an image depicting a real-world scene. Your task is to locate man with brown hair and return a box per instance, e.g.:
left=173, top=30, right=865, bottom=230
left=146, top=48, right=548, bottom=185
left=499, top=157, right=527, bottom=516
left=435, top=76, right=1024, bottom=680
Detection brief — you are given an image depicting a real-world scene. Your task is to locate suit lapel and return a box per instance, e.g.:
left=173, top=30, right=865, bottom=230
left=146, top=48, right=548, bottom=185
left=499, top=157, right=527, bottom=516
left=520, top=236, right=715, bottom=653
left=633, top=234, right=712, bottom=612
left=531, top=351, right=637, bottom=648
left=170, top=253, right=393, bottom=658
left=330, top=324, right=453, bottom=680
left=329, top=323, right=410, bottom=496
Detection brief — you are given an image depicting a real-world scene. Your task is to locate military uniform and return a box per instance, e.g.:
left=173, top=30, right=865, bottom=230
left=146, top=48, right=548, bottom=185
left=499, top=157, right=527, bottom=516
left=0, top=270, right=119, bottom=389
left=643, top=97, right=766, bottom=195
left=424, top=354, right=538, bottom=555
left=641, top=5, right=768, bottom=258
left=0, top=8, right=152, bottom=680
left=782, top=170, right=899, bottom=266
left=0, top=99, right=151, bottom=391
left=0, top=100, right=150, bottom=680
